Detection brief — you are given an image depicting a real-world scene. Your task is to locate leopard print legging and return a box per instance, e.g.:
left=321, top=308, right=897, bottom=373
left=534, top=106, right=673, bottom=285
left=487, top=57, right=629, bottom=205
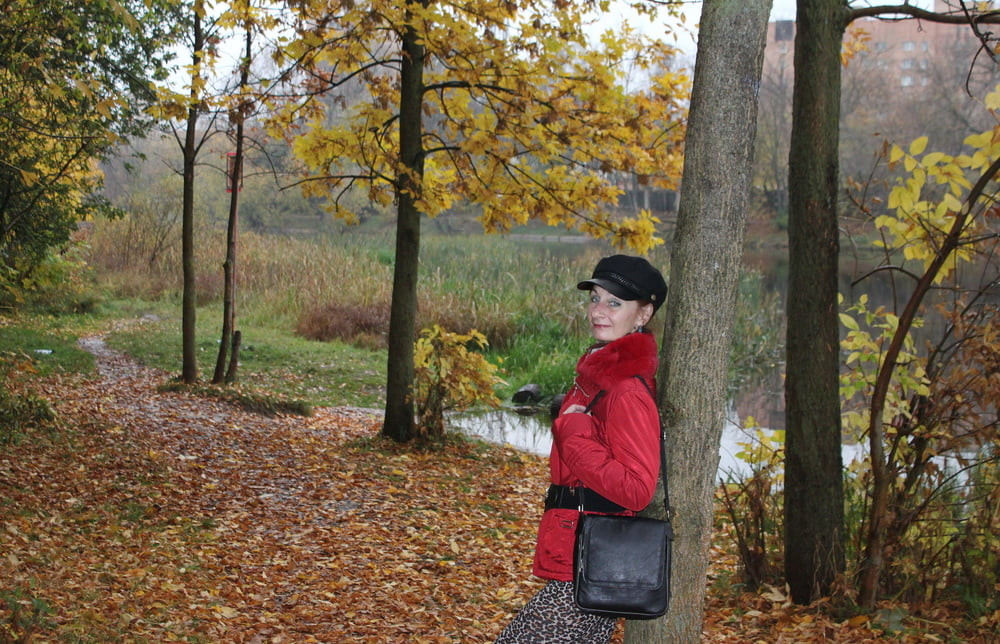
left=494, top=580, right=616, bottom=643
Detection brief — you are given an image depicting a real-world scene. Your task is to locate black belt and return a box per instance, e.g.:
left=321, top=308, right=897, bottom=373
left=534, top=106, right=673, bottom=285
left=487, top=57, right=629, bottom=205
left=544, top=484, right=627, bottom=514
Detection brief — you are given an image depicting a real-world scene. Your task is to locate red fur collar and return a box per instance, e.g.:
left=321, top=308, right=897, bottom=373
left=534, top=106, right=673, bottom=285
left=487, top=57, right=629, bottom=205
left=576, top=332, right=659, bottom=392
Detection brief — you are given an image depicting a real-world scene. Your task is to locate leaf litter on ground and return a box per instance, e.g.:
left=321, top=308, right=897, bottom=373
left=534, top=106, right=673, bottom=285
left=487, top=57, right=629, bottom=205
left=1, top=335, right=995, bottom=643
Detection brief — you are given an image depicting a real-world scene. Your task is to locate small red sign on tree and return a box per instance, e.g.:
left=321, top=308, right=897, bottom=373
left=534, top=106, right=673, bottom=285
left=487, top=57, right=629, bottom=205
left=226, top=152, right=242, bottom=192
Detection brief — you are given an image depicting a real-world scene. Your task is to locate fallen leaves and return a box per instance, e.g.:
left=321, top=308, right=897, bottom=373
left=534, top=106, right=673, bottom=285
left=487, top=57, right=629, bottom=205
left=1, top=338, right=995, bottom=642
left=1, top=340, right=550, bottom=642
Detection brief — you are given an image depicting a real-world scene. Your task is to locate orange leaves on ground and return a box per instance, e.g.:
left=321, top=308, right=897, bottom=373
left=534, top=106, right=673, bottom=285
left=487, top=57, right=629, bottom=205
left=2, top=341, right=994, bottom=642
left=1, top=344, right=548, bottom=641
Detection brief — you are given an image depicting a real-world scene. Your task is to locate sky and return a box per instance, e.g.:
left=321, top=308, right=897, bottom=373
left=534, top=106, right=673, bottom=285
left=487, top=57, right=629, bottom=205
left=657, top=1, right=796, bottom=59
left=771, top=0, right=796, bottom=21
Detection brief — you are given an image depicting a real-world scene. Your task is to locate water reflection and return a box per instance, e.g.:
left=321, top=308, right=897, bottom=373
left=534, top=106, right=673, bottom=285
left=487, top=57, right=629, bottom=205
left=451, top=407, right=779, bottom=481
left=452, top=409, right=553, bottom=456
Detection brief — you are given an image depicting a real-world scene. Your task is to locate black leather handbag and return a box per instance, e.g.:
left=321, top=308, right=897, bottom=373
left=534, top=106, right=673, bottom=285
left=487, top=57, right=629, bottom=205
left=573, top=378, right=673, bottom=620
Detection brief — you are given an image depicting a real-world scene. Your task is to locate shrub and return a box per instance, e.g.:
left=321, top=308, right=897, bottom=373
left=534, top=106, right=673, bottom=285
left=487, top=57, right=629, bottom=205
left=296, top=301, right=390, bottom=347
left=4, top=241, right=101, bottom=315
left=716, top=421, right=785, bottom=591
left=413, top=325, right=506, bottom=441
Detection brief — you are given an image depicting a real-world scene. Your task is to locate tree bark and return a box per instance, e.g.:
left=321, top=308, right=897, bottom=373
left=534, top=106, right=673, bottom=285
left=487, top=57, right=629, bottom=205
left=783, top=0, right=849, bottom=605
left=181, top=5, right=203, bottom=385
left=382, top=3, right=426, bottom=442
left=226, top=330, right=241, bottom=385
left=214, top=26, right=251, bottom=385
left=626, top=1, right=770, bottom=641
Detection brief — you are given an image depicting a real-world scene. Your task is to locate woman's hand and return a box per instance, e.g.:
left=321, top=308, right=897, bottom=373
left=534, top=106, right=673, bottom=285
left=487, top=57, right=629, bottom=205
left=562, top=404, right=588, bottom=415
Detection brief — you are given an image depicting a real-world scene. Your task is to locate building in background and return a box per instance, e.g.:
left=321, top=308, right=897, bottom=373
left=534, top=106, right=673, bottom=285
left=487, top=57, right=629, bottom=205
left=764, top=0, right=990, bottom=91
left=753, top=0, right=999, bottom=225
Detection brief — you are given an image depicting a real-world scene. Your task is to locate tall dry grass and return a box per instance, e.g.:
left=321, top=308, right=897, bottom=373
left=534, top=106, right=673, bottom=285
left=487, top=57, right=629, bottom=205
left=86, top=212, right=616, bottom=353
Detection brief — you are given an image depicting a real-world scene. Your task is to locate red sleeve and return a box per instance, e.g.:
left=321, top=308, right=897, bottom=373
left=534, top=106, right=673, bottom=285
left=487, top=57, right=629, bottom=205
left=551, top=385, right=660, bottom=511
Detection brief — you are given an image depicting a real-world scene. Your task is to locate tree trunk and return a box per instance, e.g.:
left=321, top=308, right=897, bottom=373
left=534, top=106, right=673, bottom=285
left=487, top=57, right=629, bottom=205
left=214, top=26, right=251, bottom=385
left=181, top=5, right=204, bottom=385
left=382, top=4, right=426, bottom=442
left=226, top=330, right=241, bottom=385
left=626, top=1, right=770, bottom=641
left=213, top=150, right=238, bottom=384
left=783, top=0, right=849, bottom=604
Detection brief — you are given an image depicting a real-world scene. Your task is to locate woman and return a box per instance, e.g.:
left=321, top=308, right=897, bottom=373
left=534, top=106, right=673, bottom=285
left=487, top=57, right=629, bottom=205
left=496, top=254, right=667, bottom=643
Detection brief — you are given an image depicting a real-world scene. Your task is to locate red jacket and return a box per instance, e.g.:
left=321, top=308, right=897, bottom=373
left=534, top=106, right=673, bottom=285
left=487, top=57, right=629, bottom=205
left=531, top=331, right=661, bottom=581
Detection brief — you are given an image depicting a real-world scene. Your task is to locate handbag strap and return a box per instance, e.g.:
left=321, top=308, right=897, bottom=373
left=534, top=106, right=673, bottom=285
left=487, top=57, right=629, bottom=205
left=581, top=377, right=671, bottom=519
left=634, top=375, right=671, bottom=519
left=583, top=390, right=606, bottom=413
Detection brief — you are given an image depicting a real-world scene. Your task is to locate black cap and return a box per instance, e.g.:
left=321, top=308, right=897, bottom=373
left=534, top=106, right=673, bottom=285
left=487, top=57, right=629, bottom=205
left=577, top=255, right=668, bottom=312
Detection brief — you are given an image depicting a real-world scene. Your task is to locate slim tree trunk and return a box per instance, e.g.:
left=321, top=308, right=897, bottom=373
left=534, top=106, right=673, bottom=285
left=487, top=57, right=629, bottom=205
left=181, top=5, right=204, bottom=385
left=382, top=3, right=426, bottom=442
left=627, top=1, right=770, bottom=641
left=226, top=330, right=241, bottom=385
left=214, top=26, right=251, bottom=385
left=783, top=0, right=848, bottom=604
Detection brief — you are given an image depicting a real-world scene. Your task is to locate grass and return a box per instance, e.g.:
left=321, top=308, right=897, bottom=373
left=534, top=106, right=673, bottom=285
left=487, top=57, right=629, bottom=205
left=105, top=309, right=387, bottom=409
left=0, top=325, right=96, bottom=377
left=82, top=225, right=627, bottom=409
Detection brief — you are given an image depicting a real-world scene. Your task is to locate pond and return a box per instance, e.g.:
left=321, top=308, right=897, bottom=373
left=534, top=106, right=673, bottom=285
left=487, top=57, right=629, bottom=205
left=449, top=407, right=807, bottom=482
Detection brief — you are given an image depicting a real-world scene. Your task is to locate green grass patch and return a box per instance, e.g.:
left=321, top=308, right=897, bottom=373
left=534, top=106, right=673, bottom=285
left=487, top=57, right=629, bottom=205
left=0, top=588, right=55, bottom=640
left=3, top=232, right=787, bottom=420
left=0, top=325, right=96, bottom=376
left=105, top=310, right=386, bottom=409
left=489, top=312, right=589, bottom=396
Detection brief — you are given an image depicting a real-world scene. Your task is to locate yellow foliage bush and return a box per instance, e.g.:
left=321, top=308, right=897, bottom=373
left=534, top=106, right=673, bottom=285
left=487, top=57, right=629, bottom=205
left=413, top=325, right=506, bottom=440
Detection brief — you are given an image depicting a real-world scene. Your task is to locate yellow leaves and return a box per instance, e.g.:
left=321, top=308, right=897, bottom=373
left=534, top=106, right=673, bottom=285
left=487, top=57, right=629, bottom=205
left=271, top=0, right=688, bottom=244
left=841, top=24, right=871, bottom=66
left=610, top=212, right=664, bottom=254
left=147, top=83, right=202, bottom=120
left=881, top=122, right=996, bottom=281
left=839, top=296, right=930, bottom=441
left=18, top=168, right=40, bottom=186
left=213, top=605, right=240, bottom=618
left=889, top=144, right=905, bottom=164
left=416, top=156, right=458, bottom=216
left=839, top=312, right=860, bottom=332
left=963, top=130, right=993, bottom=150
left=909, top=136, right=929, bottom=157
left=845, top=614, right=870, bottom=627
left=986, top=88, right=1000, bottom=111
left=94, top=98, right=115, bottom=119
left=413, top=325, right=506, bottom=438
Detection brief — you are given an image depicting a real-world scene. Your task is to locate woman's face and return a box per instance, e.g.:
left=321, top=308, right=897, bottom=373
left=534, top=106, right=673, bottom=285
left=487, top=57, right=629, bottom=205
left=586, top=285, right=653, bottom=343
